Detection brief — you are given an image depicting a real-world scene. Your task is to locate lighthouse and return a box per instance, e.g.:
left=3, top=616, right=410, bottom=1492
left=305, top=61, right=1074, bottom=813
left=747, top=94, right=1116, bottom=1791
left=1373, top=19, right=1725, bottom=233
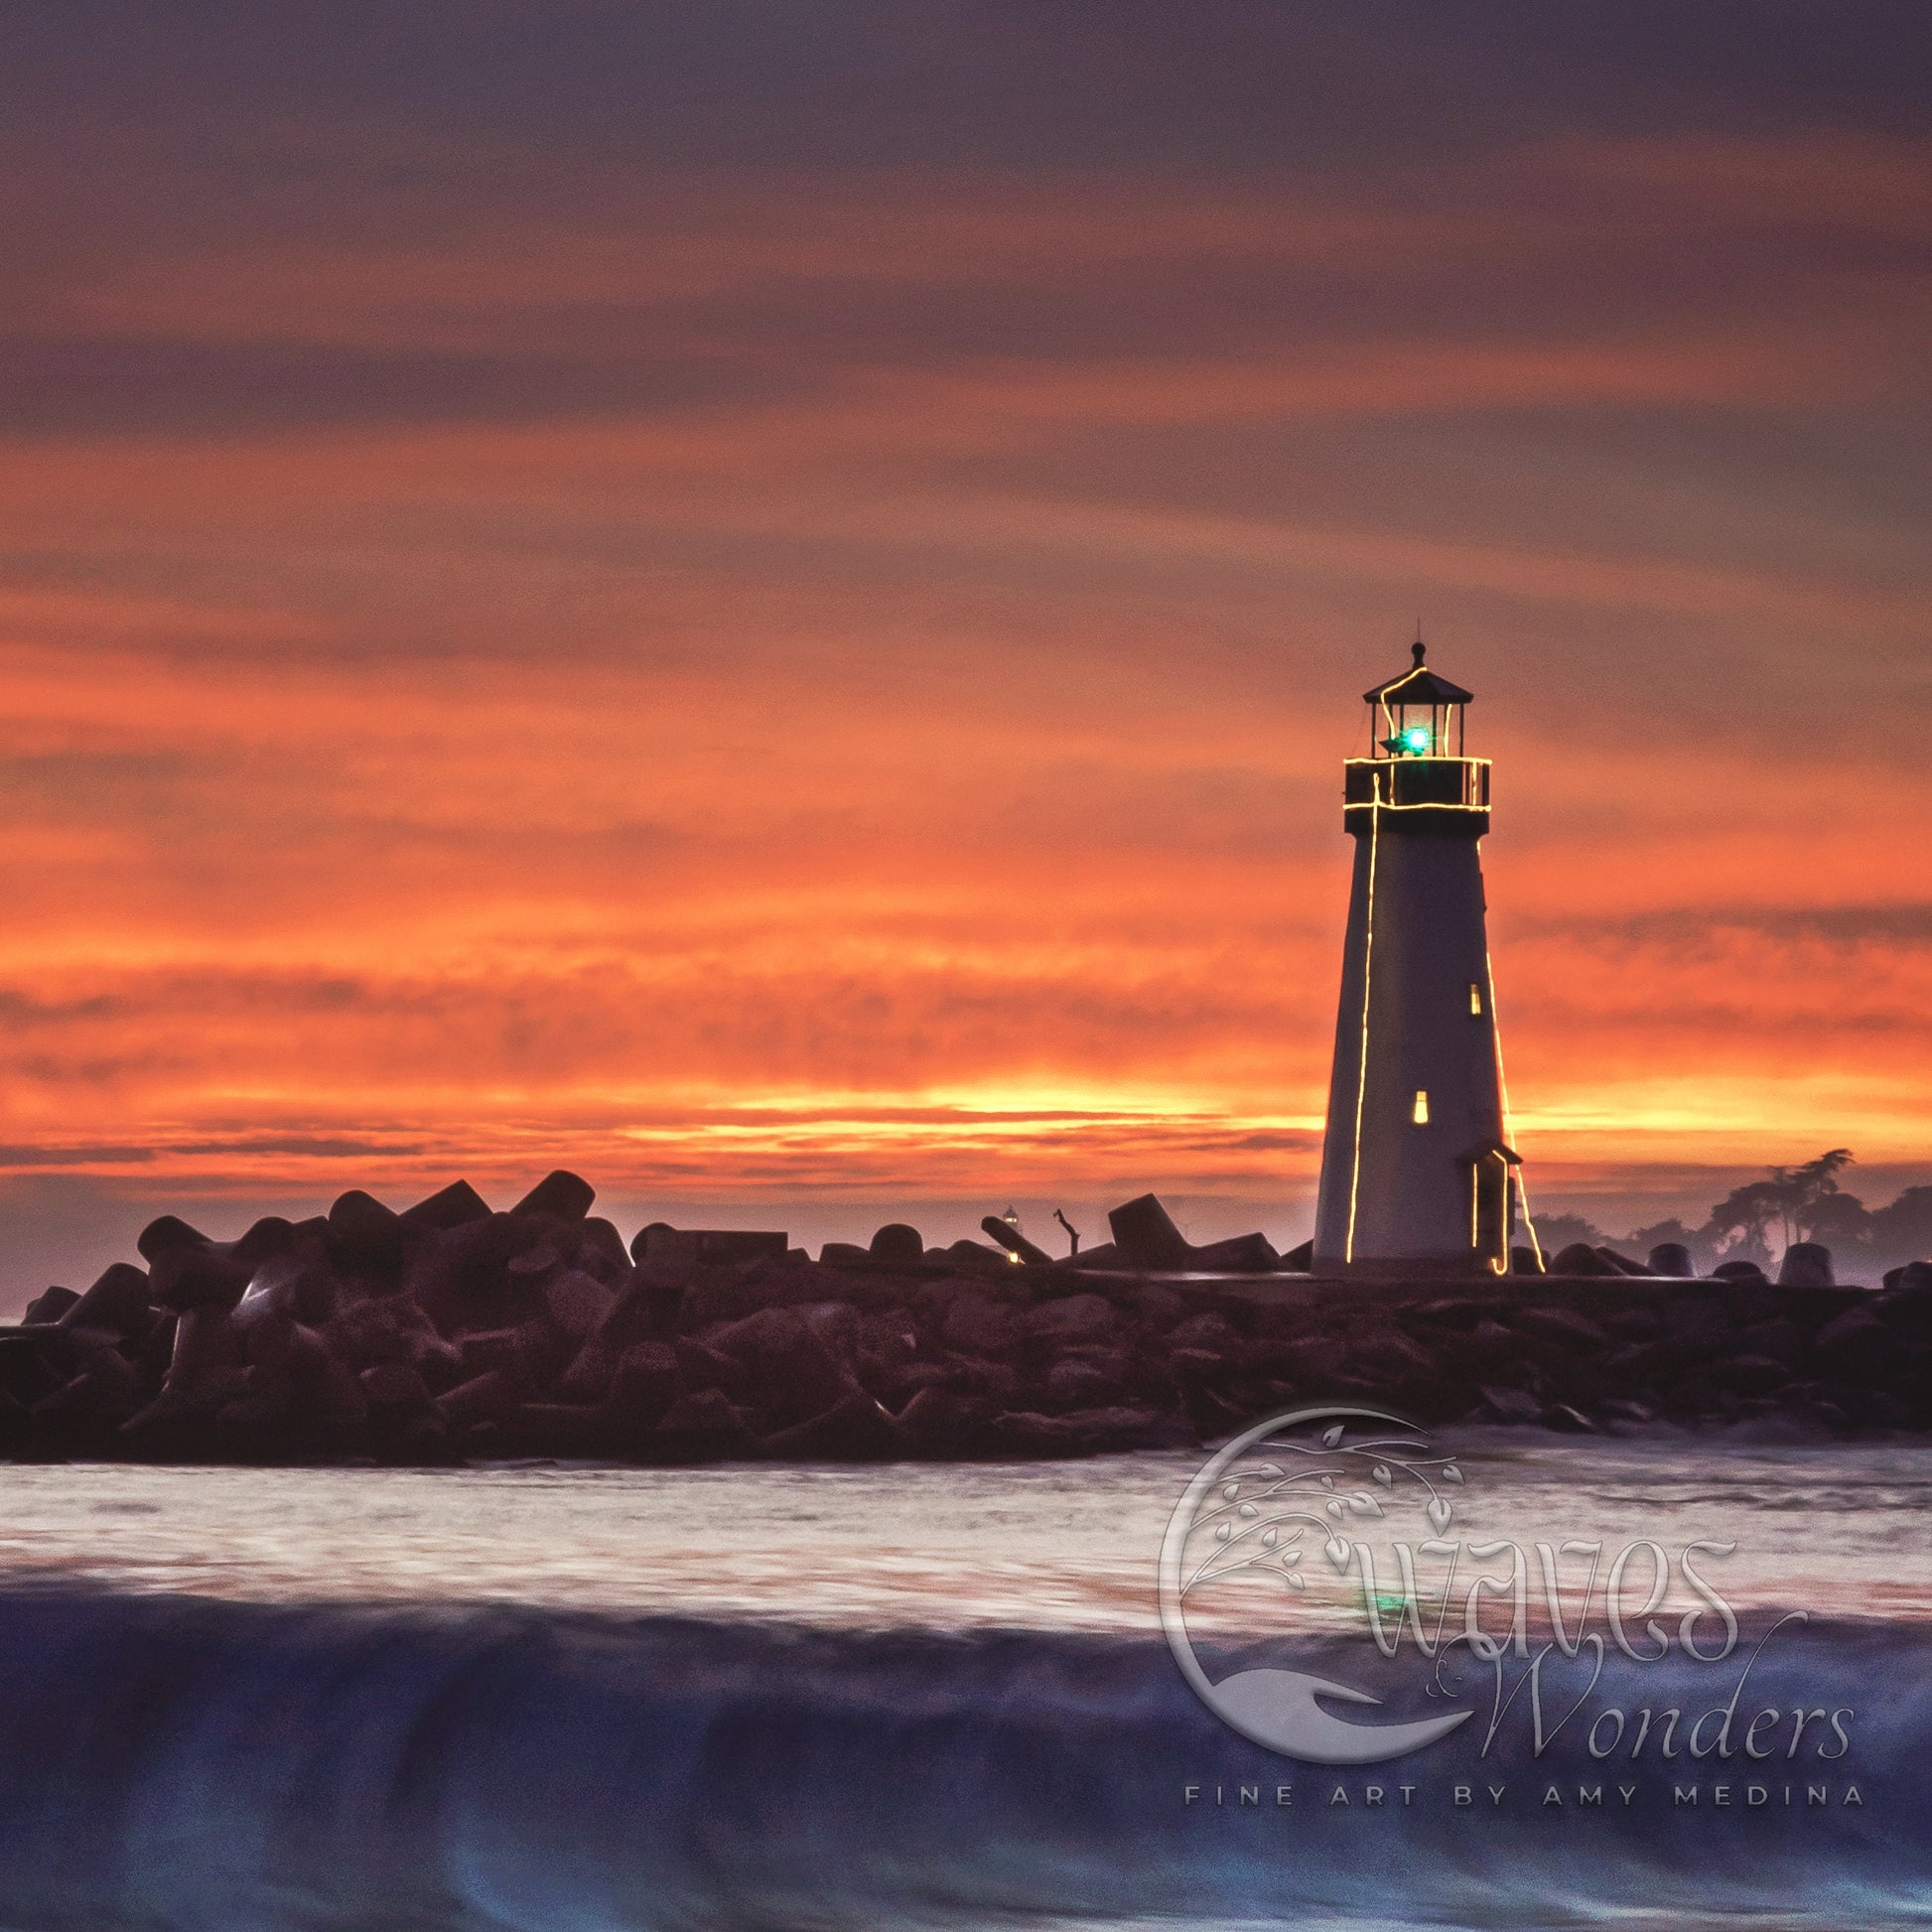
left=1311, top=642, right=1525, bottom=1277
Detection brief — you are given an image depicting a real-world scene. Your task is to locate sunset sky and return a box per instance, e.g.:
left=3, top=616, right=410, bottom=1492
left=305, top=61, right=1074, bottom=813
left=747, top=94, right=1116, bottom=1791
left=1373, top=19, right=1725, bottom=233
left=0, top=3, right=1926, bottom=1298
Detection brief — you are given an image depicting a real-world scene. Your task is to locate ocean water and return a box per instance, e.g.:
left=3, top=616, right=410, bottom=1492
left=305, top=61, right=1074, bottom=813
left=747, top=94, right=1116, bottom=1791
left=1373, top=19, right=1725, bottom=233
left=0, top=1432, right=1925, bottom=1930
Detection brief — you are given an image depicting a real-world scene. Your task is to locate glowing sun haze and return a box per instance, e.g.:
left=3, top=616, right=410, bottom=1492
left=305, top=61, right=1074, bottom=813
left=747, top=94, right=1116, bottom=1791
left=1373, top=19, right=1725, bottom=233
left=0, top=2, right=1926, bottom=1296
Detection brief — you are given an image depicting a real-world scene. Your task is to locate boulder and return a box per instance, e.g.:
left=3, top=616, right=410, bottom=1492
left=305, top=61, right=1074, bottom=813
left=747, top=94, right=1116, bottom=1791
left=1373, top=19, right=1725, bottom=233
left=327, top=1191, right=407, bottom=1272
left=896, top=1386, right=994, bottom=1439
left=1658, top=1292, right=1731, bottom=1341
left=1063, top=1241, right=1122, bottom=1270
left=1873, top=1287, right=1932, bottom=1343
left=630, top=1221, right=674, bottom=1261
left=544, top=1269, right=617, bottom=1342
left=510, top=1171, right=596, bottom=1221
left=980, top=1217, right=1055, bottom=1267
left=1713, top=1354, right=1790, bottom=1398
left=1548, top=1243, right=1619, bottom=1278
left=703, top=1306, right=849, bottom=1423
left=405, top=1215, right=542, bottom=1335
left=122, top=1306, right=245, bottom=1430
left=148, top=1238, right=253, bottom=1313
left=1130, top=1283, right=1187, bottom=1327
left=801, top=1300, right=860, bottom=1361
left=1593, top=1246, right=1648, bottom=1277
left=606, top=1342, right=682, bottom=1433
left=1190, top=1232, right=1282, bottom=1273
left=1346, top=1330, right=1438, bottom=1389
left=1598, top=1397, right=1657, bottom=1427
left=553, top=1335, right=621, bottom=1403
left=1647, top=1243, right=1697, bottom=1278
left=1027, top=1295, right=1119, bottom=1348
left=411, top=1332, right=466, bottom=1393
left=359, top=1361, right=435, bottom=1411
left=232, top=1217, right=301, bottom=1271
left=499, top=1403, right=608, bottom=1455
left=16, top=1327, right=143, bottom=1430
left=399, top=1179, right=493, bottom=1231
left=1539, top=1403, right=1598, bottom=1434
left=1276, top=1334, right=1348, bottom=1385
left=30, top=1356, right=143, bottom=1431
left=21, top=1287, right=80, bottom=1325
left=1280, top=1239, right=1314, bottom=1272
left=1514, top=1306, right=1609, bottom=1350
left=1602, top=1306, right=1661, bottom=1339
left=459, top=1319, right=565, bottom=1384
left=940, top=1294, right=1020, bottom=1356
left=284, top=1326, right=367, bottom=1421
left=1712, top=1261, right=1769, bottom=1284
left=1480, top=1383, right=1542, bottom=1423
left=233, top=1243, right=342, bottom=1341
left=941, top=1238, right=1019, bottom=1279
left=759, top=1389, right=901, bottom=1459
left=982, top=1410, right=1082, bottom=1456
left=136, top=1215, right=214, bottom=1264
left=57, top=1264, right=152, bottom=1340
left=436, top=1369, right=526, bottom=1428
left=1777, top=1243, right=1836, bottom=1289
left=0, top=1337, right=56, bottom=1413
left=586, top=1268, right=680, bottom=1352
left=504, top=1245, right=565, bottom=1292
left=1168, top=1311, right=1238, bottom=1355
left=870, top=1223, right=926, bottom=1267
left=674, top=1336, right=753, bottom=1399
left=573, top=1218, right=632, bottom=1284
left=1813, top=1309, right=1891, bottom=1380
left=637, top=1226, right=788, bottom=1268
left=1735, top=1317, right=1805, bottom=1366
left=1045, top=1358, right=1128, bottom=1412
left=651, top=1388, right=755, bottom=1459
left=879, top=1362, right=953, bottom=1409
left=1107, top=1194, right=1193, bottom=1271
left=1056, top=1405, right=1183, bottom=1454
left=327, top=1295, right=434, bottom=1367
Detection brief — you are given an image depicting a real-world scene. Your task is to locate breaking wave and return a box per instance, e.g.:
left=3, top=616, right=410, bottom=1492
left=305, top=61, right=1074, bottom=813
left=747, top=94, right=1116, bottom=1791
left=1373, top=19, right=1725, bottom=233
left=0, top=1588, right=1922, bottom=1930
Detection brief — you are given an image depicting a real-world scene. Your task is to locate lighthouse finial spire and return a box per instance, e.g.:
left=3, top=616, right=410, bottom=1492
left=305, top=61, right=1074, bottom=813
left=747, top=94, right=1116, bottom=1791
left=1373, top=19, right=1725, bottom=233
left=1412, top=633, right=1426, bottom=667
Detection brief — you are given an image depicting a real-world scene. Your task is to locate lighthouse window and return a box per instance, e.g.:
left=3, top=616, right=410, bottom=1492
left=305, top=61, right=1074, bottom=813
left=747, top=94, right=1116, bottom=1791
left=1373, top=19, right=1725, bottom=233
left=1468, top=983, right=1482, bottom=1016
left=1412, top=1090, right=1430, bottom=1125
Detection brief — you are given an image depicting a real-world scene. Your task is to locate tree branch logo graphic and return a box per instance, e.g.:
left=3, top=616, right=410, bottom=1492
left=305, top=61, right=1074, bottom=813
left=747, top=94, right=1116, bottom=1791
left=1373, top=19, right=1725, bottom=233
left=1159, top=1406, right=1474, bottom=1762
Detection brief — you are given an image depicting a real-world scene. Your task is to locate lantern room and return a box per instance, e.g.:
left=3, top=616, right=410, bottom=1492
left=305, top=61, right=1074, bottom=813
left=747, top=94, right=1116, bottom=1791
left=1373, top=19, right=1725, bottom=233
left=1342, top=640, right=1489, bottom=830
left=1364, top=639, right=1471, bottom=758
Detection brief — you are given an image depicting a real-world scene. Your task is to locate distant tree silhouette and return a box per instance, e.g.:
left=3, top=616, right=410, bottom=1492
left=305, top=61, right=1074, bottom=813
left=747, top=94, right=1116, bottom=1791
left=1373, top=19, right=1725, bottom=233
left=1528, top=1210, right=1603, bottom=1254
left=1766, top=1149, right=1856, bottom=1246
left=1607, top=1153, right=1928, bottom=1281
left=1869, top=1185, right=1932, bottom=1272
left=1704, top=1179, right=1784, bottom=1269
left=1629, top=1216, right=1715, bottom=1273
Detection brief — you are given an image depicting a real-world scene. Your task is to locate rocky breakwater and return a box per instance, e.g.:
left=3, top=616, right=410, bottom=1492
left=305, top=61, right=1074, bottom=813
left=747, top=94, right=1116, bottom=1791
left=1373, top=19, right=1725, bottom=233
left=1, top=1175, right=1929, bottom=1464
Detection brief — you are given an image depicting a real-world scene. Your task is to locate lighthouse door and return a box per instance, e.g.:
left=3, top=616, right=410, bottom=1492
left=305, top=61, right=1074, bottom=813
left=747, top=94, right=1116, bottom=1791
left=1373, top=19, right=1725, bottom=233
left=1470, top=1149, right=1512, bottom=1275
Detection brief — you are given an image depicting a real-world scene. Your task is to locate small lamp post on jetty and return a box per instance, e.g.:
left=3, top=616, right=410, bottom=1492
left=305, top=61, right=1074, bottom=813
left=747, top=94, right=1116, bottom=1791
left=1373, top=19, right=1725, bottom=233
left=1311, top=641, right=1529, bottom=1278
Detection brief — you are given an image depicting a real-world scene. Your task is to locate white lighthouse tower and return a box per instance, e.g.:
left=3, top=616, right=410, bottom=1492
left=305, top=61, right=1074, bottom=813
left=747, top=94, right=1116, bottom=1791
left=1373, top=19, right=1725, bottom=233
left=1311, top=642, right=1525, bottom=1277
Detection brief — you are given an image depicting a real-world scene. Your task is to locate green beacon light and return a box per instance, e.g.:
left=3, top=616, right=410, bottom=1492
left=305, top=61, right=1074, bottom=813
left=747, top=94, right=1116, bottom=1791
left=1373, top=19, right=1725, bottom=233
left=1399, top=724, right=1432, bottom=755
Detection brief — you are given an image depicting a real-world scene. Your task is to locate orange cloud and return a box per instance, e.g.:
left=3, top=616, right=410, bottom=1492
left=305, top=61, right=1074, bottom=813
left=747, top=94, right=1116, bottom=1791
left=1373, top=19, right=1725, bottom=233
left=0, top=112, right=1922, bottom=1274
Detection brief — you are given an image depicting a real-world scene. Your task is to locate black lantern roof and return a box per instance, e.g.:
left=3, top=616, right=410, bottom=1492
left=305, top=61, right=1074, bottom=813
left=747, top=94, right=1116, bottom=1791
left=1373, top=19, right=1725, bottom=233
left=1364, top=640, right=1472, bottom=707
